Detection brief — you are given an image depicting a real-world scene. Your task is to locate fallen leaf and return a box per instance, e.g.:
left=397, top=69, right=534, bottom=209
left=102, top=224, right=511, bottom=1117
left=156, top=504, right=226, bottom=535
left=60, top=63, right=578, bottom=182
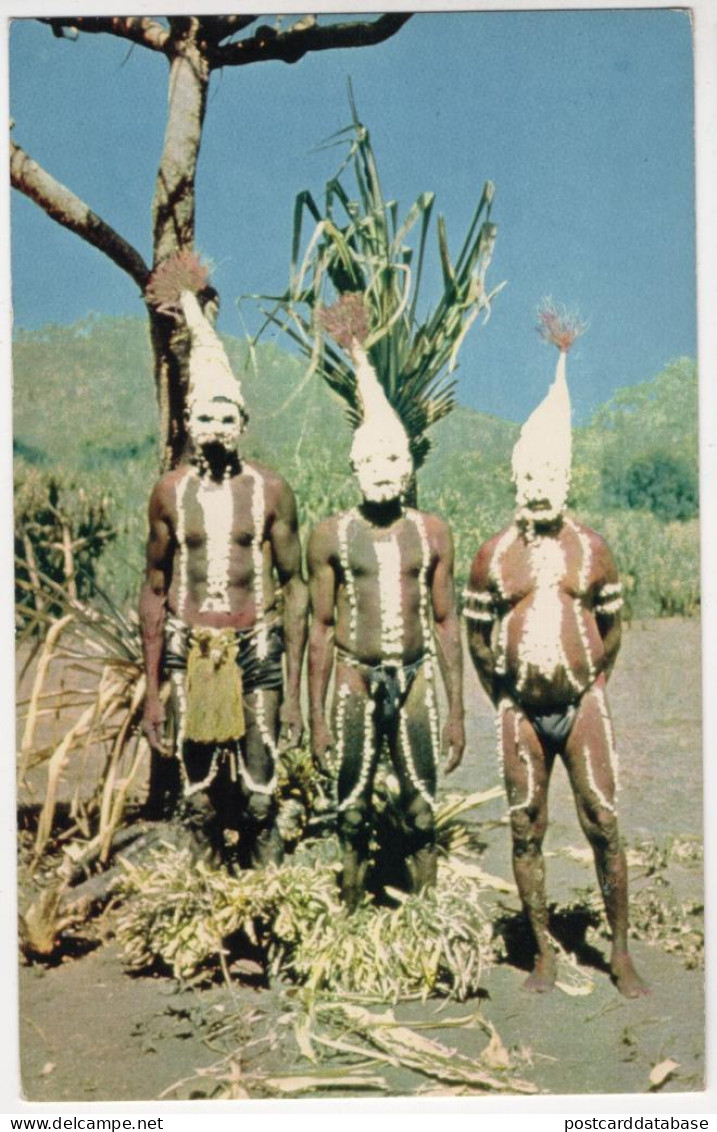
left=649, top=1059, right=679, bottom=1090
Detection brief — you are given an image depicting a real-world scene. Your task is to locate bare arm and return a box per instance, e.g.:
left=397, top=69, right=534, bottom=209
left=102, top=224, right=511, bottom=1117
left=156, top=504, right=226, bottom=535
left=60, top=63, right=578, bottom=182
left=429, top=518, right=465, bottom=773
left=307, top=522, right=338, bottom=772
left=464, top=539, right=503, bottom=706
left=269, top=478, right=308, bottom=748
left=590, top=535, right=623, bottom=681
left=139, top=481, right=174, bottom=751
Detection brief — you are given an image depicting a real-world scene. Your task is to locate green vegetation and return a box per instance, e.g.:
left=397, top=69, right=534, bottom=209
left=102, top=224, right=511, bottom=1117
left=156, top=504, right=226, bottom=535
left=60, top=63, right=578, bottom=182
left=12, top=317, right=699, bottom=619
left=258, top=107, right=502, bottom=471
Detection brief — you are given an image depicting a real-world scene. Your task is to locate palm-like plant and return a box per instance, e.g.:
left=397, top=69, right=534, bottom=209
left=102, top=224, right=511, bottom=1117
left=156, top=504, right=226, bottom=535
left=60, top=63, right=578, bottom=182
left=254, top=95, right=504, bottom=478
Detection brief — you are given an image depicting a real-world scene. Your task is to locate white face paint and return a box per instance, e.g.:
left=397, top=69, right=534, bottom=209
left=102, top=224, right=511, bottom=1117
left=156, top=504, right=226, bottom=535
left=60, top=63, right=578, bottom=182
left=350, top=427, right=413, bottom=503
left=514, top=463, right=570, bottom=524
left=187, top=395, right=245, bottom=454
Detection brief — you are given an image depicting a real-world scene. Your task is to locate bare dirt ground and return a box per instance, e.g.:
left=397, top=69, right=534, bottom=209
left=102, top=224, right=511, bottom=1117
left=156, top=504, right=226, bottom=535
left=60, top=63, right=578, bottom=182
left=16, top=618, right=704, bottom=1102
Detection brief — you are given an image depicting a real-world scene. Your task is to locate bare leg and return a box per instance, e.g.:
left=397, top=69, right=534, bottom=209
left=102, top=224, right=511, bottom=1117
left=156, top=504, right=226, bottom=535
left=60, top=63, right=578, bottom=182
left=239, top=689, right=283, bottom=868
left=335, top=670, right=379, bottom=910
left=564, top=684, right=649, bottom=998
left=392, top=666, right=438, bottom=894
left=500, top=701, right=556, bottom=992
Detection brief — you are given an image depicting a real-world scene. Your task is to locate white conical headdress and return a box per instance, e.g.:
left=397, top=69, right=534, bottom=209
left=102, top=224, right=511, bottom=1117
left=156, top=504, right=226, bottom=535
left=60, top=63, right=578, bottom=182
left=511, top=348, right=572, bottom=486
left=179, top=290, right=245, bottom=415
left=511, top=302, right=586, bottom=512
left=318, top=295, right=412, bottom=500
left=145, top=251, right=245, bottom=414
left=350, top=343, right=411, bottom=463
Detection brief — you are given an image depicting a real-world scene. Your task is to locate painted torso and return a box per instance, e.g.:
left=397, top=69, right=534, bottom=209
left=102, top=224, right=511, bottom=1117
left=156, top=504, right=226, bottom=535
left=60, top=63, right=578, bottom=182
left=161, top=463, right=277, bottom=630
left=332, top=508, right=434, bottom=667
left=488, top=517, right=606, bottom=710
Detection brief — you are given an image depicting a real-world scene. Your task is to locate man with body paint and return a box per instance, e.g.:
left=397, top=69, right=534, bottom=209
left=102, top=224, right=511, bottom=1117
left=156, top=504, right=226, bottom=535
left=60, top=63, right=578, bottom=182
left=140, top=257, right=307, bottom=867
left=465, top=306, right=647, bottom=997
left=307, top=297, right=465, bottom=910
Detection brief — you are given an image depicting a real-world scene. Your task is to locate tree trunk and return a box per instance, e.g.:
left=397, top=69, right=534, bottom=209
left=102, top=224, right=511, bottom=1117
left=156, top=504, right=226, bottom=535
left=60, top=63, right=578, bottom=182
left=151, top=19, right=211, bottom=470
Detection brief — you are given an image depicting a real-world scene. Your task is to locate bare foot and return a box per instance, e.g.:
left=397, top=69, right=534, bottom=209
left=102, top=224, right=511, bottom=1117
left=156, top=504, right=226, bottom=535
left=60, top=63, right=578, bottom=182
left=522, top=954, right=557, bottom=993
left=611, top=952, right=650, bottom=998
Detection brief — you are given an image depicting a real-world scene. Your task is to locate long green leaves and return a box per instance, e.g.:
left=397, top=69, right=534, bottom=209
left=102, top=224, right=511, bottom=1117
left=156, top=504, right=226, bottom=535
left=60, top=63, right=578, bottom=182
left=254, top=107, right=504, bottom=470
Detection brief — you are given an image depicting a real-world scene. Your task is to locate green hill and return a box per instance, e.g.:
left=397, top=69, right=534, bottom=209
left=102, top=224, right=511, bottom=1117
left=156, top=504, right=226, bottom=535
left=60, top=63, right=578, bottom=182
left=12, top=316, right=699, bottom=617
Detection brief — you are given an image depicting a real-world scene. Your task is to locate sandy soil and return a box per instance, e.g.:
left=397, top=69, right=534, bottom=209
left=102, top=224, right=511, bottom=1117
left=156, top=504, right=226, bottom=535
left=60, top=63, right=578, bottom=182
left=16, top=618, right=704, bottom=1102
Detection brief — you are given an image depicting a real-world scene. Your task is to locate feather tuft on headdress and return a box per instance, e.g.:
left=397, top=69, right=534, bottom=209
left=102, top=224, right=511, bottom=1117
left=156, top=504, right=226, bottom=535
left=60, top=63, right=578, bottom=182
left=145, top=251, right=211, bottom=311
left=536, top=298, right=588, bottom=353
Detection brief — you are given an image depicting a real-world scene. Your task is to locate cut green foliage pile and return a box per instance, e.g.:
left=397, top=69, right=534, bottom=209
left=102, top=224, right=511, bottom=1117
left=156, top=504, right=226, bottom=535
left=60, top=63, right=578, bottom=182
left=117, top=844, right=493, bottom=1001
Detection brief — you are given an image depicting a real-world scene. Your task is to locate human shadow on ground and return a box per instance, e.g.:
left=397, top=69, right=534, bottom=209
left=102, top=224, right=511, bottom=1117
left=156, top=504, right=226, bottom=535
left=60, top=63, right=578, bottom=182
left=494, top=902, right=610, bottom=975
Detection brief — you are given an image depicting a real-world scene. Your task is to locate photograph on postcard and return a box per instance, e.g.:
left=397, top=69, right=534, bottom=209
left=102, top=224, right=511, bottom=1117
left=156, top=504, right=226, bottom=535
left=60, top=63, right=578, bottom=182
left=9, top=7, right=703, bottom=1101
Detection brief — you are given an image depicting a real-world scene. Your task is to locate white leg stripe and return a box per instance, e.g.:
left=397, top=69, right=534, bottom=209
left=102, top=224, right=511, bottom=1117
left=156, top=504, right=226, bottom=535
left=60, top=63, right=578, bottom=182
left=399, top=706, right=436, bottom=810
left=583, top=744, right=617, bottom=815
left=508, top=709, right=535, bottom=814
left=594, top=684, right=620, bottom=795
left=338, top=697, right=375, bottom=812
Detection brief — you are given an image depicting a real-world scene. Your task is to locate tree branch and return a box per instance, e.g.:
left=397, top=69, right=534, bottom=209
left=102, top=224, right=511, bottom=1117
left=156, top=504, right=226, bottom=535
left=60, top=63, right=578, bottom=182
left=198, top=16, right=258, bottom=45
left=10, top=138, right=150, bottom=291
left=209, top=13, right=412, bottom=68
left=38, top=17, right=171, bottom=54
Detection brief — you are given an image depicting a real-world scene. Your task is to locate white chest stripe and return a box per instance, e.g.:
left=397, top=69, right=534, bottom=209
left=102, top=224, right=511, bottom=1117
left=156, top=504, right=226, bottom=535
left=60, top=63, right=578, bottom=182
left=374, top=535, right=404, bottom=662
left=196, top=478, right=234, bottom=614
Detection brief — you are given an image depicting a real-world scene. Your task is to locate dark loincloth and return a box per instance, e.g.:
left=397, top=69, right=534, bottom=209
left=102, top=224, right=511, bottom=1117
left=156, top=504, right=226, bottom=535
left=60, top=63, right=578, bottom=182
left=337, top=649, right=427, bottom=730
left=526, top=703, right=578, bottom=749
left=165, top=619, right=284, bottom=694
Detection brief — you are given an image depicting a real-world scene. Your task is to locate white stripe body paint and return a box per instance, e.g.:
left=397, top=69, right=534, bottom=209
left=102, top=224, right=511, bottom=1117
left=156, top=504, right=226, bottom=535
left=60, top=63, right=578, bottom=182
left=583, top=744, right=617, bottom=815
left=399, top=706, right=436, bottom=810
left=373, top=534, right=404, bottom=663
left=335, top=682, right=351, bottom=777
left=338, top=510, right=359, bottom=650
left=594, top=682, right=620, bottom=796
left=490, top=525, right=517, bottom=603
left=489, top=526, right=516, bottom=676
left=244, top=466, right=268, bottom=659
left=566, top=518, right=596, bottom=684
left=508, top=708, right=535, bottom=814
left=196, top=477, right=235, bottom=614
left=407, top=510, right=440, bottom=758
left=338, top=697, right=375, bottom=812
left=174, top=474, right=191, bottom=620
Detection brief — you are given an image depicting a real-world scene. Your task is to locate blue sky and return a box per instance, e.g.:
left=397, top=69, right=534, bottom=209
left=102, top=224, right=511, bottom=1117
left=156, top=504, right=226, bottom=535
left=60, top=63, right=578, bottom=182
left=9, top=9, right=695, bottom=423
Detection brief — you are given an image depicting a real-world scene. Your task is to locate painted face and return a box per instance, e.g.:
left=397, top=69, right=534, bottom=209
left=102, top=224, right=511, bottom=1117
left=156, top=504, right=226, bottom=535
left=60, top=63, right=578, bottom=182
left=514, top=463, right=570, bottom=523
left=187, top=395, right=245, bottom=453
left=350, top=427, right=413, bottom=503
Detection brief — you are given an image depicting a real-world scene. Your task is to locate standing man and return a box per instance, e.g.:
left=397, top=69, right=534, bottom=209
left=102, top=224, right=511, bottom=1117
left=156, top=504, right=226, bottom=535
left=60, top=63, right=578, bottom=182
left=308, top=298, right=465, bottom=910
left=140, top=257, right=307, bottom=867
left=464, top=306, right=647, bottom=997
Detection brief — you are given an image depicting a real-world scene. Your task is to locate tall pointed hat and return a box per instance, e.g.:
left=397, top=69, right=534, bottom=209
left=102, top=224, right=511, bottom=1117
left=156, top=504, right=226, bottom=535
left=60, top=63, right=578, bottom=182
left=511, top=300, right=586, bottom=485
left=319, top=294, right=411, bottom=462
left=145, top=251, right=246, bottom=413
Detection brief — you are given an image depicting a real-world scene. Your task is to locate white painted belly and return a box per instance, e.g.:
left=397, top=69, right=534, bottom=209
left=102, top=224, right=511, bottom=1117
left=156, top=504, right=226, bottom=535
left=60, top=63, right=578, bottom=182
left=518, top=537, right=570, bottom=683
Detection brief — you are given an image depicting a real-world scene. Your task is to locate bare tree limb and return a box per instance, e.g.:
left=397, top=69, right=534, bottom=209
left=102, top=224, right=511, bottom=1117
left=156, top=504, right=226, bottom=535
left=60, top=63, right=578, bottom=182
left=10, top=139, right=150, bottom=291
left=209, top=13, right=412, bottom=69
left=198, top=16, right=259, bottom=44
left=38, top=17, right=171, bottom=54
